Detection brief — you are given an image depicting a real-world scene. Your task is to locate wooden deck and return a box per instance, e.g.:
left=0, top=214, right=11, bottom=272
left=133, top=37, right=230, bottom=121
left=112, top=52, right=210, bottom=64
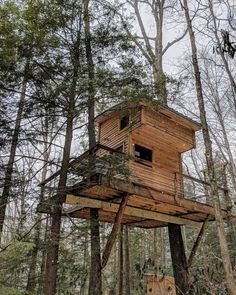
left=62, top=175, right=229, bottom=229
left=39, top=144, right=233, bottom=229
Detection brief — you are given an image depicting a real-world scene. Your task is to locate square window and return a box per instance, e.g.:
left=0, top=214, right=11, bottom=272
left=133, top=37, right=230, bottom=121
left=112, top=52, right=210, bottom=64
left=134, top=144, right=152, bottom=162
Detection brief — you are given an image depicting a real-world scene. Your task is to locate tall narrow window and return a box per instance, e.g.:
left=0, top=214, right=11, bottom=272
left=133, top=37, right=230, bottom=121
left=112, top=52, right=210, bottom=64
left=120, top=115, right=129, bottom=130
left=134, top=144, right=152, bottom=162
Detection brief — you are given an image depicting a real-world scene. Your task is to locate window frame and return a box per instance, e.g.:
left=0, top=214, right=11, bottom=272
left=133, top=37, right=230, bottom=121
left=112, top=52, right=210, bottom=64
left=119, top=114, right=130, bottom=131
left=133, top=144, right=153, bottom=167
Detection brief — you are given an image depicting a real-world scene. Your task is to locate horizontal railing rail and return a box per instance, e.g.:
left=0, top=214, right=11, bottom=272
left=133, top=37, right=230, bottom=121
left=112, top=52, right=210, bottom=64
left=40, top=144, right=230, bottom=210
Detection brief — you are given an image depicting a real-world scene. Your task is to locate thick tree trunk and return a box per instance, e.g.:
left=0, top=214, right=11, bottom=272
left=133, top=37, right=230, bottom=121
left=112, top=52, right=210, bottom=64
left=88, top=209, right=102, bottom=295
left=168, top=224, right=190, bottom=295
left=183, top=1, right=236, bottom=294
left=0, top=60, right=29, bottom=240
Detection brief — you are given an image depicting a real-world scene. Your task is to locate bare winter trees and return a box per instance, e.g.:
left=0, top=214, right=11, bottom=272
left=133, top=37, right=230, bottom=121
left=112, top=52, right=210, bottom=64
left=182, top=0, right=236, bottom=293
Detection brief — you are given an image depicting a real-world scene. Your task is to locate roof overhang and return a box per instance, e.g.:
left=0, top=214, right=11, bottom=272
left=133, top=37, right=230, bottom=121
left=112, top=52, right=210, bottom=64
left=95, top=100, right=202, bottom=132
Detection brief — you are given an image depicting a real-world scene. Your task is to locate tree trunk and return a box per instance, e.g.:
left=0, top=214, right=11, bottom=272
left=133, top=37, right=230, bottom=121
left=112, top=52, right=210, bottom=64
left=38, top=216, right=50, bottom=295
left=26, top=116, right=51, bottom=293
left=183, top=1, right=236, bottom=294
left=208, top=1, right=236, bottom=109
left=44, top=50, right=78, bottom=295
left=43, top=105, right=74, bottom=295
left=168, top=224, right=191, bottom=295
left=153, top=228, right=158, bottom=272
left=124, top=226, right=131, bottom=295
left=88, top=209, right=102, bottom=295
left=83, top=1, right=102, bottom=294
left=118, top=226, right=123, bottom=295
left=0, top=59, right=29, bottom=241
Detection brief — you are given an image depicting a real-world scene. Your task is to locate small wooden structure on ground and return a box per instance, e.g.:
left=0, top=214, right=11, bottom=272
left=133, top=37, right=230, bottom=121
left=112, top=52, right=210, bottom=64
left=145, top=274, right=176, bottom=295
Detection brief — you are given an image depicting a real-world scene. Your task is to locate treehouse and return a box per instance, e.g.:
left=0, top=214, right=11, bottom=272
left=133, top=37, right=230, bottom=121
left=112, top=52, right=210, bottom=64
left=40, top=100, right=231, bottom=229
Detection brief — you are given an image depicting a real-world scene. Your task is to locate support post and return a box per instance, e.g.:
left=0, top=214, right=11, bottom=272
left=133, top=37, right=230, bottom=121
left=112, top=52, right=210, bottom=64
left=101, top=193, right=129, bottom=269
left=168, top=223, right=191, bottom=295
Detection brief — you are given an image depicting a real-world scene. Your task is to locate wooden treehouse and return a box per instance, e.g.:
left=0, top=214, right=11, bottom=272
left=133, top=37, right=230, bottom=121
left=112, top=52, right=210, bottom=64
left=40, top=100, right=231, bottom=230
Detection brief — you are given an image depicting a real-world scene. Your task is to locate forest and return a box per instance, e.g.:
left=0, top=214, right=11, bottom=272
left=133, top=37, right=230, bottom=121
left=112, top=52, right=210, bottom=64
left=1, top=0, right=236, bottom=294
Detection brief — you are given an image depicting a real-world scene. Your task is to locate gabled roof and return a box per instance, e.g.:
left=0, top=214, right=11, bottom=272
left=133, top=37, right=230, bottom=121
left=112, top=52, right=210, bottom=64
left=95, top=100, right=201, bottom=131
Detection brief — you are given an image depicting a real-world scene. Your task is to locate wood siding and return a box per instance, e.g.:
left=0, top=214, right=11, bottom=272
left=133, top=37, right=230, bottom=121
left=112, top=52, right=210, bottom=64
left=129, top=131, right=180, bottom=194
left=98, top=106, right=196, bottom=195
left=98, top=109, right=142, bottom=152
left=142, top=107, right=195, bottom=152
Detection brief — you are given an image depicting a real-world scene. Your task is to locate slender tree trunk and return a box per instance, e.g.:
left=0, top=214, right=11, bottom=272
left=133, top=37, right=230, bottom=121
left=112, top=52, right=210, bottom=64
left=160, top=227, right=165, bottom=267
left=83, top=1, right=102, bottom=294
left=208, top=1, right=236, bottom=109
left=153, top=228, right=158, bottom=272
left=154, top=0, right=167, bottom=104
left=0, top=59, right=29, bottom=241
left=118, top=226, right=123, bottom=295
left=43, top=104, right=74, bottom=295
left=26, top=116, right=51, bottom=293
left=38, top=216, right=50, bottom=295
left=182, top=1, right=236, bottom=294
left=168, top=224, right=191, bottom=295
left=124, top=226, right=131, bottom=295
left=44, top=49, right=79, bottom=294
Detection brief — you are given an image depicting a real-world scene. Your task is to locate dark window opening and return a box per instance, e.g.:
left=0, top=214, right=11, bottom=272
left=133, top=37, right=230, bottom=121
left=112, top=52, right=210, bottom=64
left=120, top=115, right=129, bottom=130
left=134, top=144, right=152, bottom=162
left=115, top=145, right=124, bottom=152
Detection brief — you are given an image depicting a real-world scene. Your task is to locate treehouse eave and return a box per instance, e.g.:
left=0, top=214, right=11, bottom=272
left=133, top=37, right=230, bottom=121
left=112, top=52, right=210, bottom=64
left=95, top=100, right=201, bottom=133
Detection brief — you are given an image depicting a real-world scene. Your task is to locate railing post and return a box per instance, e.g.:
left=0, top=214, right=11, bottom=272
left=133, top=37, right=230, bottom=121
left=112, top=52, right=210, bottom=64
left=174, top=172, right=179, bottom=200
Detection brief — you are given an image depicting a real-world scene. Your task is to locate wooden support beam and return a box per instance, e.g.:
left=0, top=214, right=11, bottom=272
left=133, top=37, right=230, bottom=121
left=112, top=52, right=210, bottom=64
left=187, top=216, right=209, bottom=268
left=101, top=193, right=129, bottom=269
left=100, top=176, right=228, bottom=218
left=65, top=194, right=202, bottom=229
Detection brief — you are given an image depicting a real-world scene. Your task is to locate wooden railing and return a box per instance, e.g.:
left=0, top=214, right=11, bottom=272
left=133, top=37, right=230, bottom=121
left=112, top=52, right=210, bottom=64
left=174, top=171, right=230, bottom=209
left=41, top=144, right=230, bottom=210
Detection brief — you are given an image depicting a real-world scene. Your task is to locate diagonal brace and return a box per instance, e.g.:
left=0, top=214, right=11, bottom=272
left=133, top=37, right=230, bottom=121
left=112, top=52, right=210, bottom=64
left=187, top=215, right=210, bottom=268
left=101, top=193, right=129, bottom=269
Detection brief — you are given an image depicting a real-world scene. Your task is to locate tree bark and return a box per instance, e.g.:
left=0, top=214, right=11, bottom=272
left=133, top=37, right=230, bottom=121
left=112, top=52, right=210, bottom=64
left=124, top=226, right=131, bottom=295
left=153, top=228, right=158, bottom=272
left=168, top=224, right=191, bottom=295
left=88, top=209, right=102, bottom=295
left=43, top=39, right=79, bottom=294
left=118, top=226, right=123, bottom=295
left=182, top=1, right=236, bottom=294
left=0, top=59, right=29, bottom=241
left=208, top=1, right=236, bottom=109
left=26, top=115, right=51, bottom=293
left=83, top=0, right=102, bottom=294
left=43, top=100, right=74, bottom=295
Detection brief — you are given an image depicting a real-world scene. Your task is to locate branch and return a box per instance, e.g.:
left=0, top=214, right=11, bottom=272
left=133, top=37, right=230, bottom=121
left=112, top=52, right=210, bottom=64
left=162, top=28, right=188, bottom=55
